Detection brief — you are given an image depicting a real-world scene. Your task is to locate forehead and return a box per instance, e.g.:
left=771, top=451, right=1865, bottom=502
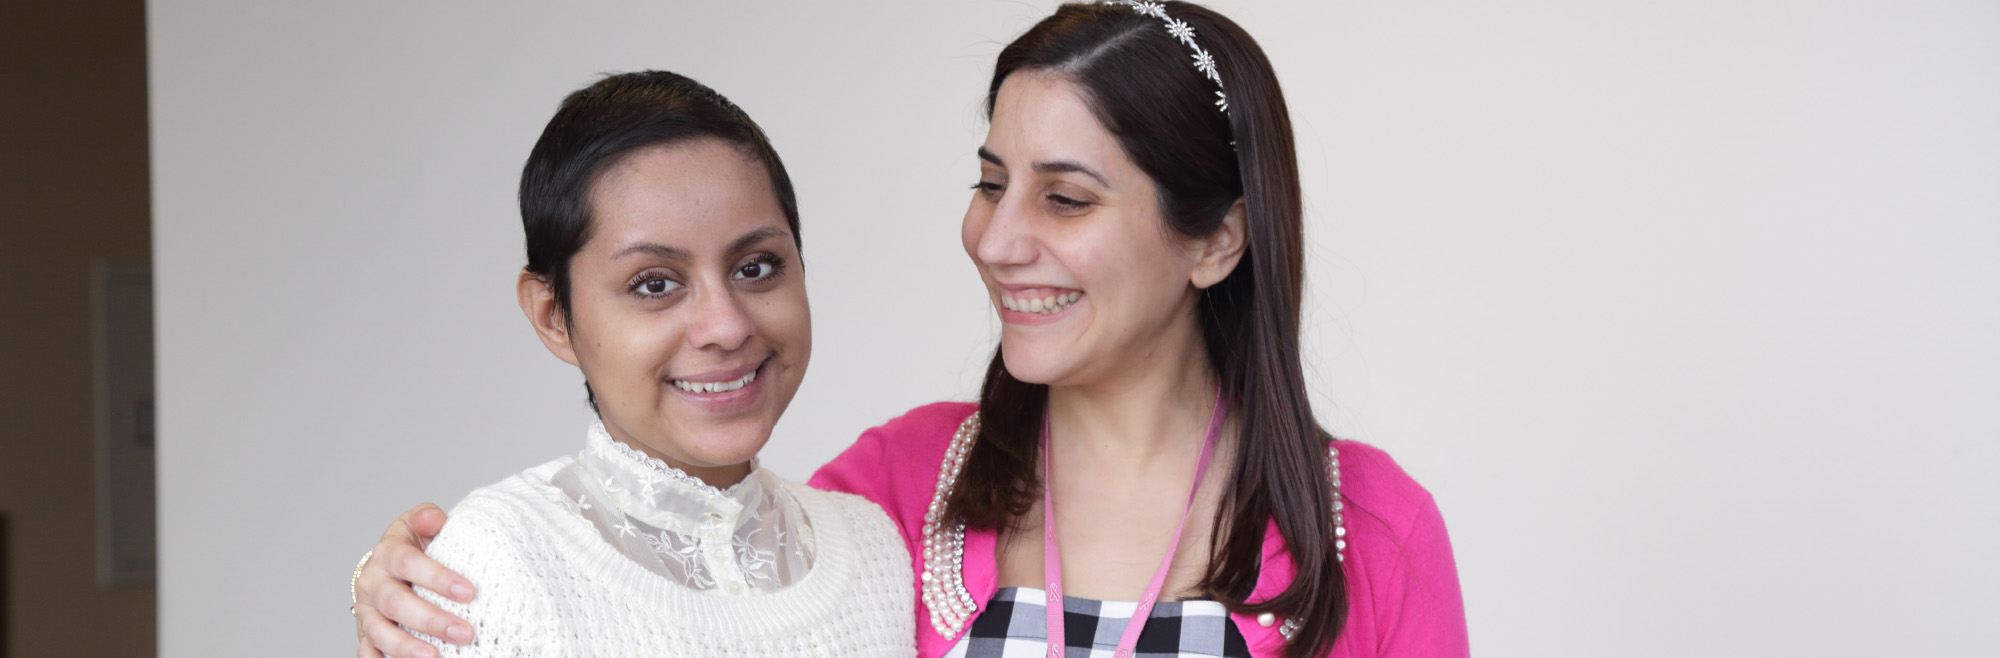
left=585, top=139, right=789, bottom=247
left=986, top=72, right=1132, bottom=172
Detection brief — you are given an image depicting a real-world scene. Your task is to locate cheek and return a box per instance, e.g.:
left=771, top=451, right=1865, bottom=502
left=575, top=308, right=678, bottom=391
left=1050, top=228, right=1119, bottom=287
left=750, top=289, right=812, bottom=353
left=1067, top=229, right=1186, bottom=311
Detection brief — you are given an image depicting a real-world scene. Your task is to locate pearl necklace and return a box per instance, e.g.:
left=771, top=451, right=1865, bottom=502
left=918, top=412, right=1348, bottom=642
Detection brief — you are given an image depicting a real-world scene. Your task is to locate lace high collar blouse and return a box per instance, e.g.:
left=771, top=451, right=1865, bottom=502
left=547, top=421, right=815, bottom=596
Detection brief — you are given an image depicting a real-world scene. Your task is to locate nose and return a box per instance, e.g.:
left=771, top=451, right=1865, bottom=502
left=686, top=283, right=754, bottom=352
left=972, top=191, right=1038, bottom=268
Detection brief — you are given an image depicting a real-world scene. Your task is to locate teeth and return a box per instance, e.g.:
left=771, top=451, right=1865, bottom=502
left=1000, top=291, right=1080, bottom=315
left=674, top=368, right=758, bottom=394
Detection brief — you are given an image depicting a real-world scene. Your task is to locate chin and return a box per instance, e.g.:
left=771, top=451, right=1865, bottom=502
left=675, top=418, right=776, bottom=467
left=999, top=342, right=1079, bottom=386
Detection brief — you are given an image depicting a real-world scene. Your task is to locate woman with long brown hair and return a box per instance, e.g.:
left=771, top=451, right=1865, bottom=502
left=356, top=3, right=1466, bottom=657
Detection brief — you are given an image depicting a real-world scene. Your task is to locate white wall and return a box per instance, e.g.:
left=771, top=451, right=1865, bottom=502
left=151, top=1, right=2000, bottom=656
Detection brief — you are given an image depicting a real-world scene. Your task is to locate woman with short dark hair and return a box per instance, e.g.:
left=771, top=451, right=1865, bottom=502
left=373, top=70, right=914, bottom=657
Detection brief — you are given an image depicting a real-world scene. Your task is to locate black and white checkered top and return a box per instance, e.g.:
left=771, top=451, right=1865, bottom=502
left=942, top=587, right=1252, bottom=658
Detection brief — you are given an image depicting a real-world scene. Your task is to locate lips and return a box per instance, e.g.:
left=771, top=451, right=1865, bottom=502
left=996, top=286, right=1083, bottom=316
left=669, top=359, right=766, bottom=395
left=1001, top=291, right=1080, bottom=314
left=672, top=368, right=756, bottom=393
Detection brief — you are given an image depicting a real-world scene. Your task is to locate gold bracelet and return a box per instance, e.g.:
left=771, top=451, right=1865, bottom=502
left=350, top=549, right=374, bottom=616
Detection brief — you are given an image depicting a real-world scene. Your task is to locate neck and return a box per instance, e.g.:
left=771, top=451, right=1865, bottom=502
left=600, top=420, right=754, bottom=490
left=1045, top=317, right=1220, bottom=463
left=658, top=456, right=754, bottom=490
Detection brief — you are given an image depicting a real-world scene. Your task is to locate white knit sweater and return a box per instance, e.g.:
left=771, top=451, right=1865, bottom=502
left=410, top=435, right=915, bottom=657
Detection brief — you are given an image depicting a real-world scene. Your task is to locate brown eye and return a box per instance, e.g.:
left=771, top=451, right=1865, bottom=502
left=1047, top=193, right=1089, bottom=209
left=733, top=255, right=784, bottom=282
left=630, top=275, right=681, bottom=298
left=1045, top=193, right=1094, bottom=216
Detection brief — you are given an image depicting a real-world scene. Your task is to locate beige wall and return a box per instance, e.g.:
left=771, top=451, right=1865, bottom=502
left=0, top=1, right=157, bottom=656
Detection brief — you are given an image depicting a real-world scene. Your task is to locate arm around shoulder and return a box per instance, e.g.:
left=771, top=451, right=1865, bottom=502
left=808, top=402, right=976, bottom=535
left=404, top=493, right=558, bottom=657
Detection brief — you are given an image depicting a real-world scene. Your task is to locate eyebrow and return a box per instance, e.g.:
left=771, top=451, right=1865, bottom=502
left=976, top=147, right=1110, bottom=188
left=727, top=226, right=791, bottom=254
left=611, top=242, right=689, bottom=261
left=610, top=226, right=791, bottom=262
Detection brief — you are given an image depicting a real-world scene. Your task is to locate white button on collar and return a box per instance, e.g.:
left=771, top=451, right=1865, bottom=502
left=1256, top=612, right=1276, bottom=627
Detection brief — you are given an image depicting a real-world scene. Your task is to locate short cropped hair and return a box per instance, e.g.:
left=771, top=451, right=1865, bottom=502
left=519, top=70, right=801, bottom=316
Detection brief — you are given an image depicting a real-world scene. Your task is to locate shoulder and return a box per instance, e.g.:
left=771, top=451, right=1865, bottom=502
left=1330, top=439, right=1455, bottom=574
left=1331, top=439, right=1438, bottom=535
left=793, top=483, right=894, bottom=526
left=807, top=401, right=976, bottom=545
left=409, top=462, right=577, bottom=654
left=789, top=482, right=913, bottom=563
left=782, top=481, right=919, bottom=627
left=825, top=401, right=978, bottom=472
left=1321, top=441, right=1468, bottom=657
left=426, top=458, right=574, bottom=564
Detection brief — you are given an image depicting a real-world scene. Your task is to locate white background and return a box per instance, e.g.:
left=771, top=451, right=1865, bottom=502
left=150, top=1, right=2000, bottom=655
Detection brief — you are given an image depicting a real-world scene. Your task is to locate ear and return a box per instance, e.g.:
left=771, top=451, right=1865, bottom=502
left=518, top=269, right=580, bottom=367
left=1190, top=198, right=1249, bottom=289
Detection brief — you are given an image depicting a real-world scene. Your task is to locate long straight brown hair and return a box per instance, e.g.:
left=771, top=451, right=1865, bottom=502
left=943, top=3, right=1348, bottom=657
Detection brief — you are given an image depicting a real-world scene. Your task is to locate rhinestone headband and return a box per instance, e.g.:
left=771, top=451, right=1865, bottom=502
left=1105, top=0, right=1228, bottom=112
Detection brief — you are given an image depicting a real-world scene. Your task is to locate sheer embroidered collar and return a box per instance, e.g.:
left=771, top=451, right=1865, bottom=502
left=575, top=420, right=772, bottom=537
left=554, top=420, right=815, bottom=595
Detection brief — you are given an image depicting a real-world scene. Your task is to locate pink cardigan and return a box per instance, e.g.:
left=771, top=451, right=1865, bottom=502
left=810, top=402, right=1469, bottom=658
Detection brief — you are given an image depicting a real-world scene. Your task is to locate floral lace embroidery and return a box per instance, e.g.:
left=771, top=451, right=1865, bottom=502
left=550, top=420, right=814, bottom=595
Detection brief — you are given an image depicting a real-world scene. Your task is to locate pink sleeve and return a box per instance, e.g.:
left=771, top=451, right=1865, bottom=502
left=808, top=402, right=977, bottom=544
left=1311, top=441, right=1469, bottom=658
left=810, top=402, right=980, bottom=658
left=1372, top=496, right=1469, bottom=657
left=807, top=423, right=887, bottom=498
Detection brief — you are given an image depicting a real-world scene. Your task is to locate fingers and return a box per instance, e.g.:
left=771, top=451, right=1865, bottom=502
left=371, top=504, right=475, bottom=603
left=402, top=503, right=449, bottom=550
left=373, top=572, right=474, bottom=646
left=379, top=533, right=476, bottom=604
left=357, top=603, right=442, bottom=658
left=355, top=504, right=474, bottom=647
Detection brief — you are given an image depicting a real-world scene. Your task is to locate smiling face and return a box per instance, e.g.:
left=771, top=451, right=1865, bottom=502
left=520, top=138, right=809, bottom=486
left=964, top=71, right=1236, bottom=389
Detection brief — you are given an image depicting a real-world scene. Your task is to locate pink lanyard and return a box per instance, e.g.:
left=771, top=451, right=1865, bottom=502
left=1041, top=390, right=1226, bottom=658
